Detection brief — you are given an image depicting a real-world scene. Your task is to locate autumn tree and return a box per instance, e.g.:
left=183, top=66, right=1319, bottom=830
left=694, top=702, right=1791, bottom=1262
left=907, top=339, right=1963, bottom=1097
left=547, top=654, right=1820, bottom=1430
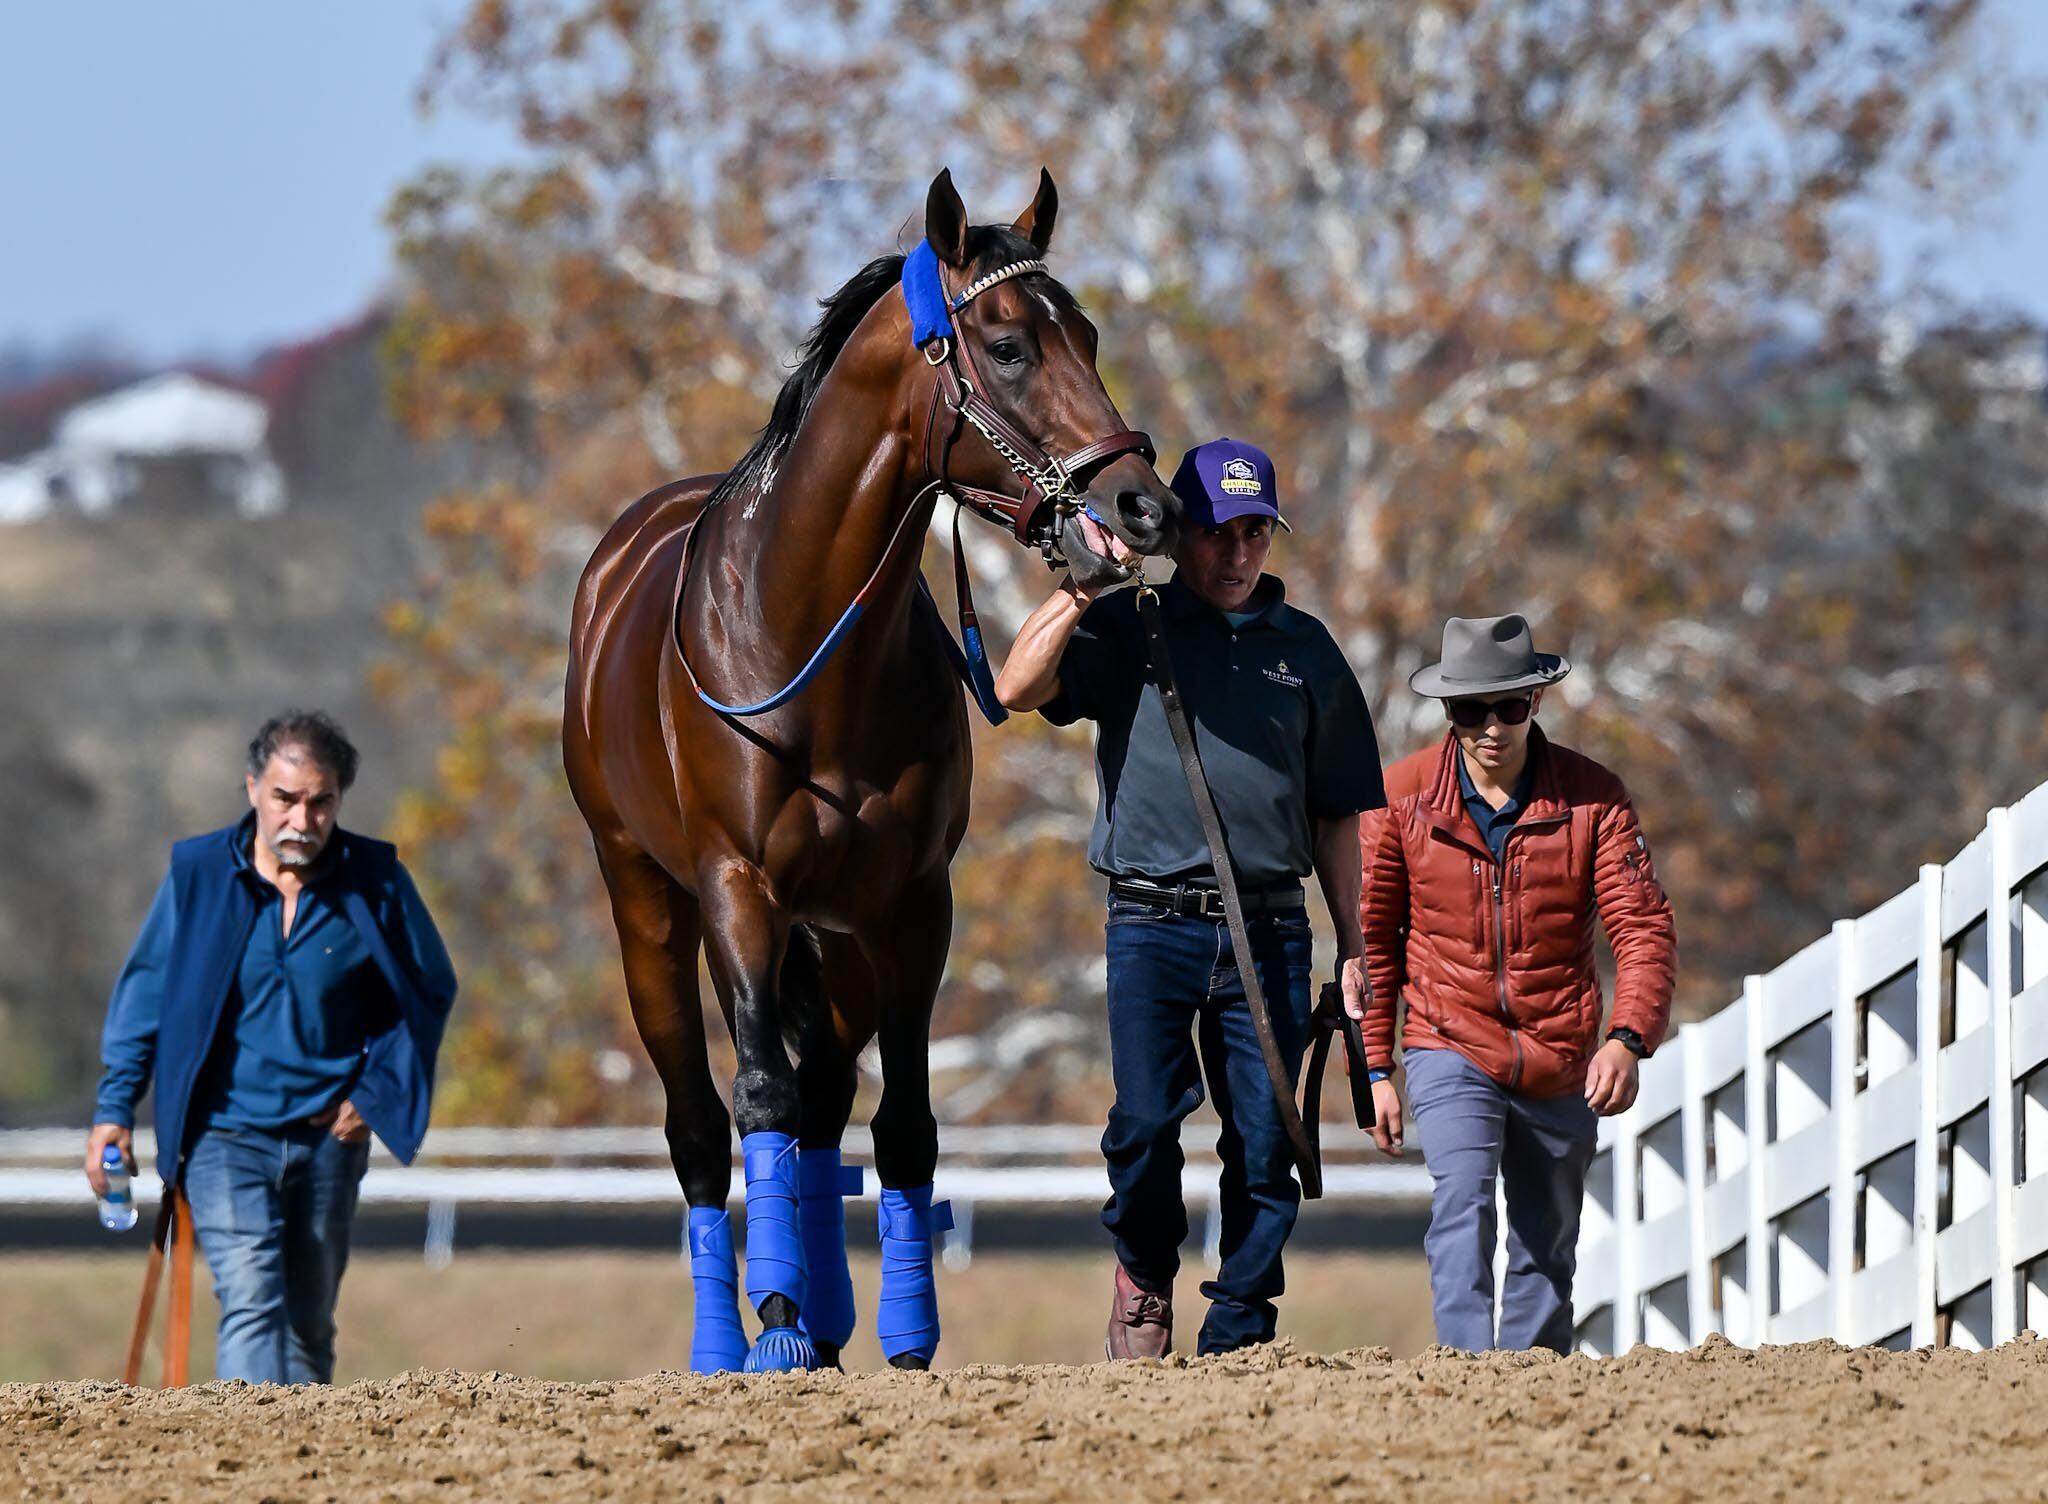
left=385, top=0, right=2044, bottom=1124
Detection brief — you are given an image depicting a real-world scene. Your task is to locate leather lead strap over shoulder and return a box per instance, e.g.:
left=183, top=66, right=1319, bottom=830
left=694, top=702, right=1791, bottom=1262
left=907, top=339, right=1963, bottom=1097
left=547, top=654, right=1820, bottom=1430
left=1133, top=584, right=1332, bottom=1198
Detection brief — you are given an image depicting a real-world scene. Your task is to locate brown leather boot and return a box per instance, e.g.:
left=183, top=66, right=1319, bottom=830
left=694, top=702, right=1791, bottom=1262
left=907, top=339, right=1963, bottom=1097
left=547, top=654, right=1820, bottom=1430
left=1105, top=1265, right=1173, bottom=1359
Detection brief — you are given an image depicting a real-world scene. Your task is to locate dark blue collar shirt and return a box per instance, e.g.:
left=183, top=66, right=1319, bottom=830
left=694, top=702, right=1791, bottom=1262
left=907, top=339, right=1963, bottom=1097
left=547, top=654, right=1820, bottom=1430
left=190, top=822, right=397, bottom=1129
left=1039, top=572, right=1385, bottom=886
left=1457, top=748, right=1536, bottom=865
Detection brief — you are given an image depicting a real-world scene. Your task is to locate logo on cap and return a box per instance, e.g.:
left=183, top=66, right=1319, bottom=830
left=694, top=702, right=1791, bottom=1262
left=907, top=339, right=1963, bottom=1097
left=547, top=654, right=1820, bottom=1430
left=1219, top=457, right=1262, bottom=496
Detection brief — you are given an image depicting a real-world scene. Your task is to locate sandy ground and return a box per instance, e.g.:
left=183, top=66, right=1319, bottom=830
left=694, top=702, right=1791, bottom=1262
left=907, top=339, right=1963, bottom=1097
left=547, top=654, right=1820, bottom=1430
left=0, top=1251, right=1435, bottom=1381
left=10, top=1337, right=2048, bottom=1502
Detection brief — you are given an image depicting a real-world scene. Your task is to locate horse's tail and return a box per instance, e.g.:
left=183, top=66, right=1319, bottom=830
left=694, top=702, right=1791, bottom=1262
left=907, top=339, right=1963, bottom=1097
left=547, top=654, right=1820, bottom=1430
left=778, top=923, right=827, bottom=1055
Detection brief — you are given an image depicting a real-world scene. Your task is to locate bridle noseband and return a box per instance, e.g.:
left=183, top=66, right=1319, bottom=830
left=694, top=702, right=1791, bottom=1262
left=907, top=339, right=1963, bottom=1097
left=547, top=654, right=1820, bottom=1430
left=908, top=246, right=1156, bottom=565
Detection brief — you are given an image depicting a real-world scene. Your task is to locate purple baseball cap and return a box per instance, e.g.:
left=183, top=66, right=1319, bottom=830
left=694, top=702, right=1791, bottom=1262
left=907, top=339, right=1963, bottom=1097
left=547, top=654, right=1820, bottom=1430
left=1169, top=437, right=1290, bottom=531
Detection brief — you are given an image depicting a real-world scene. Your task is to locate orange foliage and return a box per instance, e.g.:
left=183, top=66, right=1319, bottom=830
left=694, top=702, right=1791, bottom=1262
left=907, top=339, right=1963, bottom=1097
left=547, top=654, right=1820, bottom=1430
left=381, top=0, right=2047, bottom=1123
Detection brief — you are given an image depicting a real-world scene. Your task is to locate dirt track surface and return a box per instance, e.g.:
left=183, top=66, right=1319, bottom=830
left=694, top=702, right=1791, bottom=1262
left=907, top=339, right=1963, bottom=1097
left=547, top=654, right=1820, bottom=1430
left=9, top=1337, right=2048, bottom=1503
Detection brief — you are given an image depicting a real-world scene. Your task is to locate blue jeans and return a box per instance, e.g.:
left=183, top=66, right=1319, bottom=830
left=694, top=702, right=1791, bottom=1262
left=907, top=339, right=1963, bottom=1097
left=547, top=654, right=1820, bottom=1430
left=1403, top=1047, right=1597, bottom=1353
left=1101, top=897, right=1314, bottom=1353
left=181, top=1121, right=371, bottom=1383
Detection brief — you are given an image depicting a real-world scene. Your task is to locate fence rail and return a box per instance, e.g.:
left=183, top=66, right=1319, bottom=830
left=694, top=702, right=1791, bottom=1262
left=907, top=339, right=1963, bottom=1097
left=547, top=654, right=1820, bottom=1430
left=1, top=1124, right=1427, bottom=1267
left=1574, top=776, right=2048, bottom=1353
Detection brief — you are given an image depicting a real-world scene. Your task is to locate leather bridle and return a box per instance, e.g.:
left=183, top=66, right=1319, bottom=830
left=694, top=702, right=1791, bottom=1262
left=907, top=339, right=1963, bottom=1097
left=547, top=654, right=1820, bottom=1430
left=914, top=255, right=1155, bottom=564
left=672, top=246, right=1158, bottom=724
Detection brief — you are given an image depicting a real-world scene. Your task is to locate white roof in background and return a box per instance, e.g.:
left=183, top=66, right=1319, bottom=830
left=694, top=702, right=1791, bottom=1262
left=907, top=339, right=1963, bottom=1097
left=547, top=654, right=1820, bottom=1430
left=54, top=372, right=268, bottom=457
left=0, top=457, right=56, bottom=523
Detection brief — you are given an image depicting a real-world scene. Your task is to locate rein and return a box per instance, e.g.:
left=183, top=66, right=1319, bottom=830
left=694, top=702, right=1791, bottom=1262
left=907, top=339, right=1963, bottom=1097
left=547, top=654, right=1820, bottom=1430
left=673, top=240, right=1152, bottom=725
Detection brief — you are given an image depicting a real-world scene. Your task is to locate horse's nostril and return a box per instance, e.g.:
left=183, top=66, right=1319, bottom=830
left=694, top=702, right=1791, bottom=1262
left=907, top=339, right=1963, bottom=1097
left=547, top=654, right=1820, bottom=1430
left=1116, top=489, right=1165, bottom=531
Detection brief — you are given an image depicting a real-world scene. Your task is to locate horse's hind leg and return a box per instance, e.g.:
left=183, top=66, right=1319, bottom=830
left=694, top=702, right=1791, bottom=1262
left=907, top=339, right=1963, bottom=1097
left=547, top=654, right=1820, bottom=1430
left=869, top=873, right=954, bottom=1370
left=596, top=841, right=745, bottom=1371
left=791, top=929, right=865, bottom=1369
left=698, top=858, right=817, bottom=1370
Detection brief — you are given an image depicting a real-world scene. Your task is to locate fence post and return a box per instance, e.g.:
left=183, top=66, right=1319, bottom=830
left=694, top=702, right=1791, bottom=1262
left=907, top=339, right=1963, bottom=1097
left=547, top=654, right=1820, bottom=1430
left=1989, top=805, right=2019, bottom=1344
left=1831, top=918, right=1859, bottom=1340
left=424, top=1198, right=458, bottom=1271
left=1914, top=864, right=1944, bottom=1347
left=1611, top=1100, right=1641, bottom=1351
left=1681, top=1025, right=1712, bottom=1344
left=1743, top=974, right=1769, bottom=1346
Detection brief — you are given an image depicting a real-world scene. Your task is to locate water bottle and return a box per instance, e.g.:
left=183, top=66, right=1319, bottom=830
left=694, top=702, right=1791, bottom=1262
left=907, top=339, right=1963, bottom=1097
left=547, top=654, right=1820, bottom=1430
left=98, top=1144, right=138, bottom=1232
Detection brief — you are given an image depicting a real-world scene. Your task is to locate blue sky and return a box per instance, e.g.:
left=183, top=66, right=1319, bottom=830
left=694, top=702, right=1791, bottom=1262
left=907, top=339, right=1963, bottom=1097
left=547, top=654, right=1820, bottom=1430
left=1, top=3, right=2042, bottom=364
left=0, top=4, right=510, bottom=363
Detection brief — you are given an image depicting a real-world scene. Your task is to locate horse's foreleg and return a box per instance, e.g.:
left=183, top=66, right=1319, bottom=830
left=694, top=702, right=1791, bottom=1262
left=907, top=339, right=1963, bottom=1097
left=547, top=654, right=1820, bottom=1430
left=596, top=842, right=744, bottom=1372
left=870, top=876, right=954, bottom=1370
left=699, top=859, right=816, bottom=1371
left=794, top=940, right=864, bottom=1368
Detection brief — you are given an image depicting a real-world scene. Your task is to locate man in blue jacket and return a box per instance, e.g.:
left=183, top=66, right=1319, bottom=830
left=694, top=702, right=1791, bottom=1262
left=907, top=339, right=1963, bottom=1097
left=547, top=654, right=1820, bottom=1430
left=84, top=710, right=456, bottom=1384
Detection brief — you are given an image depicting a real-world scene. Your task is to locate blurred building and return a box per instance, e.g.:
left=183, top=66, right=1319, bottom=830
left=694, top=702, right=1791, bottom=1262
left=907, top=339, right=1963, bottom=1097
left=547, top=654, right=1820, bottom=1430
left=0, top=372, right=285, bottom=523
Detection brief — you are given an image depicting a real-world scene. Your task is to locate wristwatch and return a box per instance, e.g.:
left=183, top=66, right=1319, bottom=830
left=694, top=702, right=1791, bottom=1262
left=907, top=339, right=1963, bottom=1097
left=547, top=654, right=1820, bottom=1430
left=1366, top=1066, right=1395, bottom=1085
left=1606, top=1027, right=1650, bottom=1060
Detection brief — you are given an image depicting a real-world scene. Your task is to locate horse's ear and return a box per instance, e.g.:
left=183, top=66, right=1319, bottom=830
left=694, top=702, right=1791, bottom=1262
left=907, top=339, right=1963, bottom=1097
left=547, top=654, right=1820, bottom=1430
left=1012, top=168, right=1058, bottom=254
left=925, top=168, right=970, bottom=267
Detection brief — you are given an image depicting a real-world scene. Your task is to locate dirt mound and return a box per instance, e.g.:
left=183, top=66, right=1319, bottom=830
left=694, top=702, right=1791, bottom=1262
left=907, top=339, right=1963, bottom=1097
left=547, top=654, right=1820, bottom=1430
left=9, top=1337, right=2048, bottom=1501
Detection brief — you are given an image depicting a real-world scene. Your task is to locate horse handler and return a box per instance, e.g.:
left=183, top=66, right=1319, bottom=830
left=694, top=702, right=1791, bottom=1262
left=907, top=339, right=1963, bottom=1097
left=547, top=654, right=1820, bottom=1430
left=996, top=438, right=1383, bottom=1357
left=1354, top=615, right=1675, bottom=1352
left=85, top=711, right=457, bottom=1383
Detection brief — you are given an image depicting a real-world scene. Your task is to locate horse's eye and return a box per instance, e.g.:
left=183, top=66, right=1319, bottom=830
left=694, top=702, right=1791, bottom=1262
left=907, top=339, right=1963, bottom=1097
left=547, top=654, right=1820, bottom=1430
left=989, top=339, right=1025, bottom=367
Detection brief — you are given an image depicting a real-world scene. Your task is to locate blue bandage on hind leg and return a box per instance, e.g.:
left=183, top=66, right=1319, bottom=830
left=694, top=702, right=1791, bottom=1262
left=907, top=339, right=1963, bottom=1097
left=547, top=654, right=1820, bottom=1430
left=797, top=1148, right=863, bottom=1350
left=686, top=1207, right=750, bottom=1373
left=740, top=1132, right=807, bottom=1312
left=876, top=1184, right=955, bottom=1364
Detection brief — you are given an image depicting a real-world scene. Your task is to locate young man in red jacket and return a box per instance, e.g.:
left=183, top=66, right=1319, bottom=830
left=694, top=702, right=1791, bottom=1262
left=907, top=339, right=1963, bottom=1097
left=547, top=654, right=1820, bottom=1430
left=1348, top=614, right=1676, bottom=1352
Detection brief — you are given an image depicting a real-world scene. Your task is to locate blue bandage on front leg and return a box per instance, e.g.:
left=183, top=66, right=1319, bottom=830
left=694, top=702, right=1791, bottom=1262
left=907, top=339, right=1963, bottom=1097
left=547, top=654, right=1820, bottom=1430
left=876, top=1184, right=955, bottom=1364
left=797, top=1148, right=863, bottom=1350
left=740, top=1132, right=807, bottom=1310
left=739, top=1131, right=816, bottom=1371
left=685, top=1207, right=750, bottom=1373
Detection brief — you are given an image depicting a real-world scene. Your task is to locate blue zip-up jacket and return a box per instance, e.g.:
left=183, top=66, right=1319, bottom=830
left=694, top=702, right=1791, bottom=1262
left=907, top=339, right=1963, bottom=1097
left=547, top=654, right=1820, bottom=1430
left=93, top=818, right=458, bottom=1185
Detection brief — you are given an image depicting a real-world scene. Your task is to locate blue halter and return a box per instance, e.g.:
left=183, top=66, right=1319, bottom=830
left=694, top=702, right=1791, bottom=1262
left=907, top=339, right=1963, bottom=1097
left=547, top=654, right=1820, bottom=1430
left=901, top=239, right=957, bottom=347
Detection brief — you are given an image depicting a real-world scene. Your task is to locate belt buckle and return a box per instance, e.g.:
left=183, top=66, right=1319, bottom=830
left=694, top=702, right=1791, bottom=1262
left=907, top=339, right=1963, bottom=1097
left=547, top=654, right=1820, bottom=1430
left=1194, top=888, right=1224, bottom=920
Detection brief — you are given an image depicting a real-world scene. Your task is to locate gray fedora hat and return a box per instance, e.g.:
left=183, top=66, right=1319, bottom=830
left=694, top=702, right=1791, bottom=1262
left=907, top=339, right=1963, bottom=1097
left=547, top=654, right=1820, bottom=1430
left=1408, top=613, right=1570, bottom=697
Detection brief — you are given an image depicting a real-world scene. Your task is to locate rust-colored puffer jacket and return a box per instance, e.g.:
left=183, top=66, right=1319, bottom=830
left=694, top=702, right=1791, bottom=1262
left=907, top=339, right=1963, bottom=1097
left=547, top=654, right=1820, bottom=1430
left=1359, top=729, right=1676, bottom=1097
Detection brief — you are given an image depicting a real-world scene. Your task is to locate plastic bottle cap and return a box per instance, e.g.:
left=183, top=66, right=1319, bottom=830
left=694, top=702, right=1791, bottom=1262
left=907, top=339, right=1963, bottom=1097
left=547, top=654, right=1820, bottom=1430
left=102, top=1145, right=124, bottom=1162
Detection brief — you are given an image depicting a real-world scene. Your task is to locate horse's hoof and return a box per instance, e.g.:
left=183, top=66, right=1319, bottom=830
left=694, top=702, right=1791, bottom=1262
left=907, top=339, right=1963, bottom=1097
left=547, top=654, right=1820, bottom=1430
left=813, top=1341, right=843, bottom=1371
left=887, top=1352, right=931, bottom=1371
left=743, top=1327, right=818, bottom=1373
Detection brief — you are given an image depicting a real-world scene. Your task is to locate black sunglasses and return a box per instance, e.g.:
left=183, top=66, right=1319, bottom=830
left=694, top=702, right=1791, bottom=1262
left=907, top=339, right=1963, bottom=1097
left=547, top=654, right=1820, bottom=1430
left=1446, top=695, right=1533, bottom=729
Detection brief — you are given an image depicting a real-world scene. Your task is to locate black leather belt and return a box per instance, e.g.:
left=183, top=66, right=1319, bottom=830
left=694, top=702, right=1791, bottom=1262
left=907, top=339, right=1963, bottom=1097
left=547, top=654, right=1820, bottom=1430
left=1108, top=877, right=1305, bottom=919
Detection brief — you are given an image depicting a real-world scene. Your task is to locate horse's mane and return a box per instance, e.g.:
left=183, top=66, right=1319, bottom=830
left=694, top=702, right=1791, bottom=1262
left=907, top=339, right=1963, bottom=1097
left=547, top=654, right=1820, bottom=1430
left=703, top=226, right=1072, bottom=511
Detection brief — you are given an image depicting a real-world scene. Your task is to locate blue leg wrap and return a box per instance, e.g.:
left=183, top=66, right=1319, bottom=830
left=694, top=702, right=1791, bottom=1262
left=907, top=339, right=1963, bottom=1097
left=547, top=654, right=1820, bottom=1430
left=876, top=1184, right=954, bottom=1365
left=685, top=1207, right=750, bottom=1374
left=739, top=1131, right=816, bottom=1372
left=797, top=1148, right=863, bottom=1350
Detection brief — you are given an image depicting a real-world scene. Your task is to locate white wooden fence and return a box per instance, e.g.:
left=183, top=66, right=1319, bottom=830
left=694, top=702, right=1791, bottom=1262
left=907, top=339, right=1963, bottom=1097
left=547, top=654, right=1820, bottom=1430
left=1, top=1124, right=1429, bottom=1267
left=1575, top=777, right=2048, bottom=1353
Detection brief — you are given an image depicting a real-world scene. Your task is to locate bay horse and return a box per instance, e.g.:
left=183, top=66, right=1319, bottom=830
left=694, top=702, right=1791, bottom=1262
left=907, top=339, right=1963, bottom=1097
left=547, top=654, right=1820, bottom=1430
left=563, top=169, right=1180, bottom=1372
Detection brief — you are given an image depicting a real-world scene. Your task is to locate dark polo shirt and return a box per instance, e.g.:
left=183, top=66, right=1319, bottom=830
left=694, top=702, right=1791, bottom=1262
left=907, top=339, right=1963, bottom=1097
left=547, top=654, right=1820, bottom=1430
left=1040, top=573, right=1385, bottom=886
left=1457, top=750, right=1534, bottom=864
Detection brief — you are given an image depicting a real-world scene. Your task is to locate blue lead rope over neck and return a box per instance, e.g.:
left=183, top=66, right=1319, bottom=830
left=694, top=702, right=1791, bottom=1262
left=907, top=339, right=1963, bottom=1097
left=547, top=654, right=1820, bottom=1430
left=677, top=239, right=1015, bottom=726
left=901, top=239, right=955, bottom=347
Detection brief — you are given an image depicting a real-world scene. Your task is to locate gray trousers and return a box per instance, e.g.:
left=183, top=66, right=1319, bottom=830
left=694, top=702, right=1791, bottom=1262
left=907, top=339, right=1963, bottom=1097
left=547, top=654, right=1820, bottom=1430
left=1403, top=1047, right=1598, bottom=1353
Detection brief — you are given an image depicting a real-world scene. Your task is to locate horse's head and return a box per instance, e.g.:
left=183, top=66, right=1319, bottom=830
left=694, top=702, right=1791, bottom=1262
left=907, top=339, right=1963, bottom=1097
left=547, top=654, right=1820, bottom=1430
left=919, top=168, right=1181, bottom=589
